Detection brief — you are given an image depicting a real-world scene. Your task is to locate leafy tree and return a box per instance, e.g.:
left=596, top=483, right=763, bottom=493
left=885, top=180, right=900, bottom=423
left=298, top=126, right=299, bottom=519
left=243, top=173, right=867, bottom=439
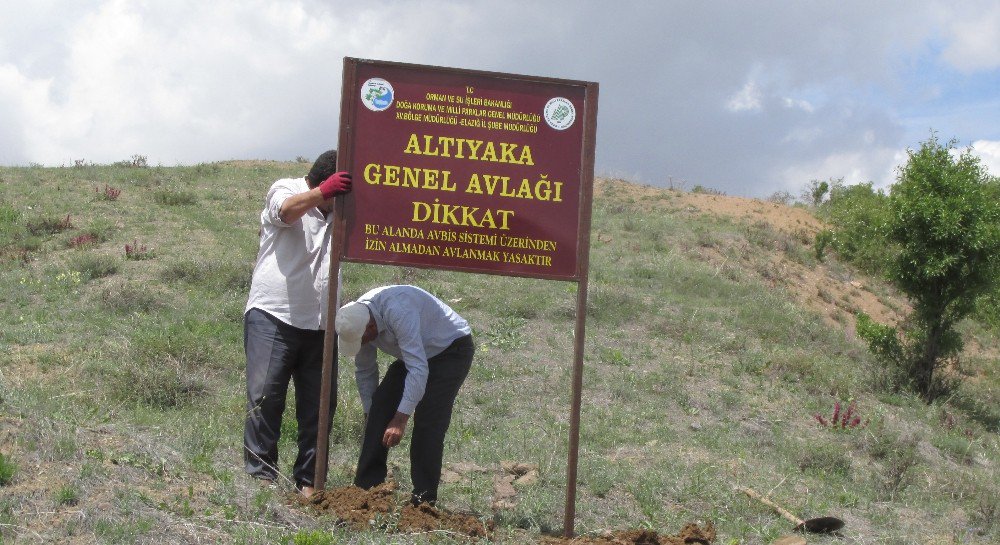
left=817, top=179, right=894, bottom=275
left=803, top=178, right=831, bottom=206
left=881, top=136, right=1000, bottom=400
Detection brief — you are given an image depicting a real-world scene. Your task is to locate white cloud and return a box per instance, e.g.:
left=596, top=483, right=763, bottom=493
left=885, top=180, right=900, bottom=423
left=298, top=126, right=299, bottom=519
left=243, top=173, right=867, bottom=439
left=726, top=81, right=762, bottom=113
left=782, top=97, right=814, bottom=113
left=972, top=140, right=1000, bottom=176
left=773, top=146, right=902, bottom=194
left=0, top=63, right=64, bottom=164
left=939, top=4, right=1000, bottom=72
left=3, top=0, right=360, bottom=165
left=781, top=127, right=823, bottom=145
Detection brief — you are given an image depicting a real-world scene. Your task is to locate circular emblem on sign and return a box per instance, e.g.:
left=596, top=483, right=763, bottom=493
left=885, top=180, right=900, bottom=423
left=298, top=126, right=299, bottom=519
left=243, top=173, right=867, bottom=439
left=544, top=97, right=576, bottom=130
left=361, top=78, right=394, bottom=111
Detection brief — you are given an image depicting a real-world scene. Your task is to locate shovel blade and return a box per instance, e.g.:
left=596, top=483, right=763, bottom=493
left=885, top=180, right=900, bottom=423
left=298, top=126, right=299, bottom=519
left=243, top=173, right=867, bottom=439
left=794, top=516, right=845, bottom=534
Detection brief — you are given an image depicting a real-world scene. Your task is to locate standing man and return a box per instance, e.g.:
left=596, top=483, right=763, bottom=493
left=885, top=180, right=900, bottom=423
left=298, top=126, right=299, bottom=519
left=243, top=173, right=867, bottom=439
left=243, top=150, right=352, bottom=497
left=335, top=285, right=475, bottom=506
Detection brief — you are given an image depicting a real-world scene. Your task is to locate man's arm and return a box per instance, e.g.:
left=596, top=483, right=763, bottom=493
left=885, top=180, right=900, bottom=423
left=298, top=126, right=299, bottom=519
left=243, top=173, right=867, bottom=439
left=278, top=187, right=328, bottom=224
left=278, top=172, right=352, bottom=224
left=380, top=306, right=428, bottom=447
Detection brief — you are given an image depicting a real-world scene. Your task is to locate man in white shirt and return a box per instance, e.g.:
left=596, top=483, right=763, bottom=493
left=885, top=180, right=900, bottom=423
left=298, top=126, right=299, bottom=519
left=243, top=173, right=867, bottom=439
left=336, top=285, right=475, bottom=506
left=243, top=150, right=352, bottom=496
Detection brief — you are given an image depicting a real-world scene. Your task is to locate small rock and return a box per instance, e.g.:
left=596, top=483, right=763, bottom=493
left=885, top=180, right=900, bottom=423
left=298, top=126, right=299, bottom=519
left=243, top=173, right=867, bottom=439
left=690, top=422, right=702, bottom=431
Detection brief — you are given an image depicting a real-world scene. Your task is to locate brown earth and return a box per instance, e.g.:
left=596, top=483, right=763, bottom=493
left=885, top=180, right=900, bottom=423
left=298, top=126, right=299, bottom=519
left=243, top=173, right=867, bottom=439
left=301, top=482, right=495, bottom=538
left=299, top=483, right=713, bottom=543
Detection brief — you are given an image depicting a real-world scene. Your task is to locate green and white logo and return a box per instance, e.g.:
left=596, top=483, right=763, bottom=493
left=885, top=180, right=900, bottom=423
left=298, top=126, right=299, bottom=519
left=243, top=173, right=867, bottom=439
left=543, top=97, right=575, bottom=130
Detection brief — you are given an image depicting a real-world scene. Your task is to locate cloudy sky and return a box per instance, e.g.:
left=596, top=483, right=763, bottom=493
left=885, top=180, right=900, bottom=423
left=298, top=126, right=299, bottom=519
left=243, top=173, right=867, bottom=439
left=1, top=0, right=998, bottom=197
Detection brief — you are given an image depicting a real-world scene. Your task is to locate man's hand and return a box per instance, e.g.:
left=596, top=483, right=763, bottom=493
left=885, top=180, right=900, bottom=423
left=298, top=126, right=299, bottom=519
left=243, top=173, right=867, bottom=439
left=318, top=171, right=352, bottom=199
left=382, top=412, right=410, bottom=448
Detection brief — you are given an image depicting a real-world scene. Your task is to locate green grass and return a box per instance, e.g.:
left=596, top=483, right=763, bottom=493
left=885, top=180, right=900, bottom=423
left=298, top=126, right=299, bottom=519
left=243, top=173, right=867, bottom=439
left=0, top=167, right=996, bottom=544
left=0, top=453, right=15, bottom=486
left=54, top=483, right=80, bottom=506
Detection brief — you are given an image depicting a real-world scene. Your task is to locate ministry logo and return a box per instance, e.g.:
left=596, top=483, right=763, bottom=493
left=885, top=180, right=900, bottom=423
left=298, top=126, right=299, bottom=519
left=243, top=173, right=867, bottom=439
left=543, top=97, right=575, bottom=130
left=361, top=78, right=394, bottom=112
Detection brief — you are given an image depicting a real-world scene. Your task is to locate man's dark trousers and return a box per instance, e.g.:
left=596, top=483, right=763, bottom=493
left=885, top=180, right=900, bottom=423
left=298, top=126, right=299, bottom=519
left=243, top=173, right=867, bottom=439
left=354, top=335, right=474, bottom=505
left=244, top=308, right=336, bottom=488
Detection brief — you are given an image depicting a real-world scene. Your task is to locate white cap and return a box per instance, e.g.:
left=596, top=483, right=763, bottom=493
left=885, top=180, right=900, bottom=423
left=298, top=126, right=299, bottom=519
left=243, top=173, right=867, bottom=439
left=336, top=301, right=370, bottom=358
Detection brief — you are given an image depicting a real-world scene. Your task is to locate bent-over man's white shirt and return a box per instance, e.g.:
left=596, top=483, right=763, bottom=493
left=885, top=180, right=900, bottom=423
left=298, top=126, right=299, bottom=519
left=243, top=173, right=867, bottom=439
left=353, top=285, right=472, bottom=415
left=246, top=177, right=335, bottom=330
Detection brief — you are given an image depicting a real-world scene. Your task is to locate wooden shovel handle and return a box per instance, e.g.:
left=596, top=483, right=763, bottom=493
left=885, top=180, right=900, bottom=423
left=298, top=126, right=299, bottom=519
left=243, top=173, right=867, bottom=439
left=740, top=487, right=804, bottom=526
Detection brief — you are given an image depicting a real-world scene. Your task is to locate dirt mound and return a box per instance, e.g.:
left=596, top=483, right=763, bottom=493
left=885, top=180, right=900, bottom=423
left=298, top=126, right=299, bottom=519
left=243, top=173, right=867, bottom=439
left=302, top=483, right=398, bottom=528
left=540, top=523, right=716, bottom=545
left=300, top=484, right=710, bottom=544
left=398, top=502, right=495, bottom=538
left=301, top=483, right=493, bottom=538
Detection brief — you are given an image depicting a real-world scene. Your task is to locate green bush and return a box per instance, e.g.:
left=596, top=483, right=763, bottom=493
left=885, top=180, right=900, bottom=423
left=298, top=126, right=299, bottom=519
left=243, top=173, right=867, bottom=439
left=100, top=281, right=168, bottom=313
left=797, top=443, right=852, bottom=476
left=931, top=432, right=975, bottom=464
left=290, top=530, right=339, bottom=545
left=153, top=188, right=198, bottom=206
left=55, top=484, right=80, bottom=506
left=102, top=320, right=228, bottom=407
left=0, top=453, right=15, bottom=486
left=27, top=214, right=73, bottom=236
left=103, top=355, right=208, bottom=409
left=79, top=216, right=117, bottom=243
left=483, top=315, right=526, bottom=351
left=814, top=229, right=833, bottom=262
left=856, top=312, right=906, bottom=387
left=160, top=259, right=251, bottom=293
left=71, top=253, right=119, bottom=280
left=817, top=181, right=894, bottom=275
left=884, top=136, right=1000, bottom=401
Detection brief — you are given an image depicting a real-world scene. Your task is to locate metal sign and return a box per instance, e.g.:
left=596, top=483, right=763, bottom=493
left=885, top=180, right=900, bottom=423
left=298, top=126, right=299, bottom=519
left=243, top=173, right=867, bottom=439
left=317, top=58, right=598, bottom=537
left=340, top=59, right=594, bottom=281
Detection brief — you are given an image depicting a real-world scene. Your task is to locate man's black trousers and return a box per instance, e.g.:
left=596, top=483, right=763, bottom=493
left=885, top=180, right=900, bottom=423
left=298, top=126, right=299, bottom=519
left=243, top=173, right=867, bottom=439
left=243, top=308, right=336, bottom=487
left=354, top=335, right=474, bottom=505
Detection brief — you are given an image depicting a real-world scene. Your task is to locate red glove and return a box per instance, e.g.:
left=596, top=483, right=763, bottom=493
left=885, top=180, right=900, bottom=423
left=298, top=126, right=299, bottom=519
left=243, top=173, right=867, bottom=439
left=318, top=171, right=352, bottom=199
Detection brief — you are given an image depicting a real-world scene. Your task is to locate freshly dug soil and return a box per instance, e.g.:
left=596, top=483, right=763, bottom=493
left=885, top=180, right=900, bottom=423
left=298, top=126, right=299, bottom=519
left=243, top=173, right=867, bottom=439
left=301, top=483, right=494, bottom=537
left=398, top=502, right=495, bottom=538
left=300, top=484, right=712, bottom=544
left=302, top=483, right=398, bottom=529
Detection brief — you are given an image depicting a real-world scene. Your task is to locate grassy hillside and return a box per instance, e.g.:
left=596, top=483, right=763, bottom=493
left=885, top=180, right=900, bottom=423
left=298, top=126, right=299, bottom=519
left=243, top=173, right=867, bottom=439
left=0, top=163, right=996, bottom=544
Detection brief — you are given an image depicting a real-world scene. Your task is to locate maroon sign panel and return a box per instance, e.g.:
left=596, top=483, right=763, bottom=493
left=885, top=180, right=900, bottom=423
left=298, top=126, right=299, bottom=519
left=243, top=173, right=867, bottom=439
left=338, top=58, right=598, bottom=281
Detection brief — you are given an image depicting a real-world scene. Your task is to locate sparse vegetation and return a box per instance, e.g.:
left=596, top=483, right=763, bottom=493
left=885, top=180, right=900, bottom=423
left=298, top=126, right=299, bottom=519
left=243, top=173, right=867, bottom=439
left=0, top=164, right=996, bottom=544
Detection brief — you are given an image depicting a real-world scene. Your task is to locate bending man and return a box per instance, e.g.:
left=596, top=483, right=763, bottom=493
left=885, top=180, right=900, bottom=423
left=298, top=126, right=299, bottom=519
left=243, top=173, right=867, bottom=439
left=336, top=285, right=475, bottom=506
